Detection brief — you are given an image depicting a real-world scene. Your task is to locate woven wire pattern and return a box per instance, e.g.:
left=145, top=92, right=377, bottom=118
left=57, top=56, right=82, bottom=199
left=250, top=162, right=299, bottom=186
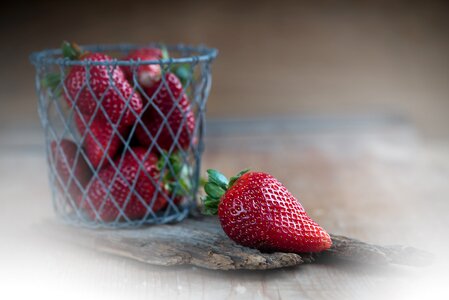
left=30, top=44, right=217, bottom=228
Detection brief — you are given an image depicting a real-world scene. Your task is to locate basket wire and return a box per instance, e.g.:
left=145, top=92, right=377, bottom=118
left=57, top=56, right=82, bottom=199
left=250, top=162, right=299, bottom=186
left=30, top=43, right=217, bottom=228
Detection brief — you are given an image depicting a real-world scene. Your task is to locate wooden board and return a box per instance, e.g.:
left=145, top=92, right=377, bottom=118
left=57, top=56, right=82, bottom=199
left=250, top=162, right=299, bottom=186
left=46, top=216, right=431, bottom=271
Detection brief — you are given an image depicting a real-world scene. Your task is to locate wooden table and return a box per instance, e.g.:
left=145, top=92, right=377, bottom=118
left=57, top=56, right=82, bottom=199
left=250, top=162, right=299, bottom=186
left=1, top=116, right=448, bottom=300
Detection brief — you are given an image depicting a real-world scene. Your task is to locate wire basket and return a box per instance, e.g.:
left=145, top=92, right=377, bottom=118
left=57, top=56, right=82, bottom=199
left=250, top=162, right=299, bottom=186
left=30, top=43, right=217, bottom=228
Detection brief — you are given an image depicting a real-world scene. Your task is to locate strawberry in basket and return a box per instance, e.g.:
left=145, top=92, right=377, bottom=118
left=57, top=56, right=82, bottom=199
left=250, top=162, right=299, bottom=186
left=74, top=114, right=124, bottom=169
left=45, top=41, right=143, bottom=169
left=61, top=42, right=143, bottom=126
left=50, top=139, right=91, bottom=200
left=79, top=148, right=193, bottom=221
left=80, top=147, right=168, bottom=221
left=119, top=46, right=195, bottom=152
left=135, top=72, right=196, bottom=152
left=122, top=47, right=163, bottom=88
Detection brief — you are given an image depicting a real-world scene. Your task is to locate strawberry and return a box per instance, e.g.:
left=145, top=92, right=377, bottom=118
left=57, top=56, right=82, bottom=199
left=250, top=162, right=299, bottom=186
left=54, top=42, right=143, bottom=170
left=135, top=72, right=196, bottom=151
left=64, top=51, right=143, bottom=127
left=122, top=48, right=163, bottom=89
left=203, top=169, right=332, bottom=253
left=75, top=114, right=124, bottom=170
left=50, top=139, right=91, bottom=198
left=80, top=147, right=167, bottom=221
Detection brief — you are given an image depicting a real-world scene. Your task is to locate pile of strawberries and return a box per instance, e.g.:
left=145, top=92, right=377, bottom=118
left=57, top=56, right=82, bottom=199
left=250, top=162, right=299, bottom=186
left=50, top=42, right=195, bottom=222
left=45, top=42, right=332, bottom=255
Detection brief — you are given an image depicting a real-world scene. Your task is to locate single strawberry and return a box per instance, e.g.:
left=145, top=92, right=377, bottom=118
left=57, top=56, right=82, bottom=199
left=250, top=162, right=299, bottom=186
left=203, top=169, right=332, bottom=253
left=80, top=147, right=167, bottom=222
left=75, top=114, right=124, bottom=170
left=122, top=48, right=163, bottom=89
left=63, top=43, right=143, bottom=126
left=50, top=139, right=91, bottom=198
left=135, top=72, right=196, bottom=151
left=43, top=42, right=143, bottom=170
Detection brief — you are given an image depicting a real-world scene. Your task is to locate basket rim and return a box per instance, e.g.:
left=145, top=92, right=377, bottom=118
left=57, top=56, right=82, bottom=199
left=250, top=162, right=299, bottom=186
left=30, top=43, right=218, bottom=66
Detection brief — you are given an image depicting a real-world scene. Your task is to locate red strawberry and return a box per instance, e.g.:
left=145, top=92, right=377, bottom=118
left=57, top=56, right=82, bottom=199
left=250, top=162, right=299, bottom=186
left=203, top=170, right=332, bottom=253
left=55, top=42, right=143, bottom=170
left=135, top=73, right=195, bottom=151
left=80, top=147, right=167, bottom=221
left=75, top=114, right=124, bottom=170
left=122, top=48, right=163, bottom=88
left=64, top=52, right=143, bottom=126
left=50, top=139, right=91, bottom=198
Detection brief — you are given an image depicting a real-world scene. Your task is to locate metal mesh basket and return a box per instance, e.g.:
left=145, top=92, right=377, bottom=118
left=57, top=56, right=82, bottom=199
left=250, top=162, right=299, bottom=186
left=30, top=43, right=217, bottom=228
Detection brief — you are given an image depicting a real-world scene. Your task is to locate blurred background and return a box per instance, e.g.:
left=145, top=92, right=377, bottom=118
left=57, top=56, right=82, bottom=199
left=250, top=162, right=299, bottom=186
left=1, top=0, right=449, bottom=139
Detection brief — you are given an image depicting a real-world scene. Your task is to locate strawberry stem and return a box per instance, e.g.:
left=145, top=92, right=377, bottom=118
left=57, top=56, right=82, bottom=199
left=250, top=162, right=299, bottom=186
left=61, top=40, right=83, bottom=60
left=161, top=45, right=170, bottom=60
left=202, top=169, right=249, bottom=215
left=42, top=41, right=84, bottom=96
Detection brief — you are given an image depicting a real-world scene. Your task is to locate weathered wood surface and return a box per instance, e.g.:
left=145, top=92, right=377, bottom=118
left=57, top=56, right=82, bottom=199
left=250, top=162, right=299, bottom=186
left=47, top=216, right=431, bottom=270
left=323, top=234, right=432, bottom=267
left=3, top=119, right=449, bottom=299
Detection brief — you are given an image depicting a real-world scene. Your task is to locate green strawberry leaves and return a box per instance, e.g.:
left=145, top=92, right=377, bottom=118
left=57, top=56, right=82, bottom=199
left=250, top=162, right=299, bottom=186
left=204, top=182, right=225, bottom=199
left=201, top=168, right=250, bottom=215
left=206, top=169, right=229, bottom=190
left=61, top=41, right=83, bottom=60
left=229, top=169, right=250, bottom=187
left=157, top=151, right=192, bottom=198
left=41, top=73, right=62, bottom=97
left=171, top=64, right=192, bottom=87
left=160, top=45, right=193, bottom=88
left=161, top=45, right=170, bottom=60
left=202, top=169, right=229, bottom=215
left=42, top=41, right=84, bottom=97
left=202, top=196, right=220, bottom=215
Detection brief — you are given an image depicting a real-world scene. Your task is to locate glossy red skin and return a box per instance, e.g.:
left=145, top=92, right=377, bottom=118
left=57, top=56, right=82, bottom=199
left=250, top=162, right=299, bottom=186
left=79, top=147, right=167, bottom=222
left=122, top=48, right=163, bottom=88
left=75, top=114, right=124, bottom=170
left=64, top=53, right=143, bottom=127
left=135, top=73, right=196, bottom=151
left=81, top=147, right=168, bottom=222
left=218, top=172, right=332, bottom=253
left=50, top=139, right=91, bottom=198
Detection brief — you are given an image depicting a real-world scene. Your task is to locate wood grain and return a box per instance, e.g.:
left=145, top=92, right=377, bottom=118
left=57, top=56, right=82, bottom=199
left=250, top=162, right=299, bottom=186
left=45, top=216, right=431, bottom=270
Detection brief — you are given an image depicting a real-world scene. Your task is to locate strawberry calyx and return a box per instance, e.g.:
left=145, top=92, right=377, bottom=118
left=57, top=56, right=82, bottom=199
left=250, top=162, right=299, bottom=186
left=42, top=41, right=85, bottom=96
left=41, top=73, right=63, bottom=97
left=156, top=151, right=192, bottom=199
left=61, top=40, right=84, bottom=60
left=161, top=45, right=170, bottom=60
left=202, top=169, right=249, bottom=215
left=160, top=45, right=192, bottom=88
